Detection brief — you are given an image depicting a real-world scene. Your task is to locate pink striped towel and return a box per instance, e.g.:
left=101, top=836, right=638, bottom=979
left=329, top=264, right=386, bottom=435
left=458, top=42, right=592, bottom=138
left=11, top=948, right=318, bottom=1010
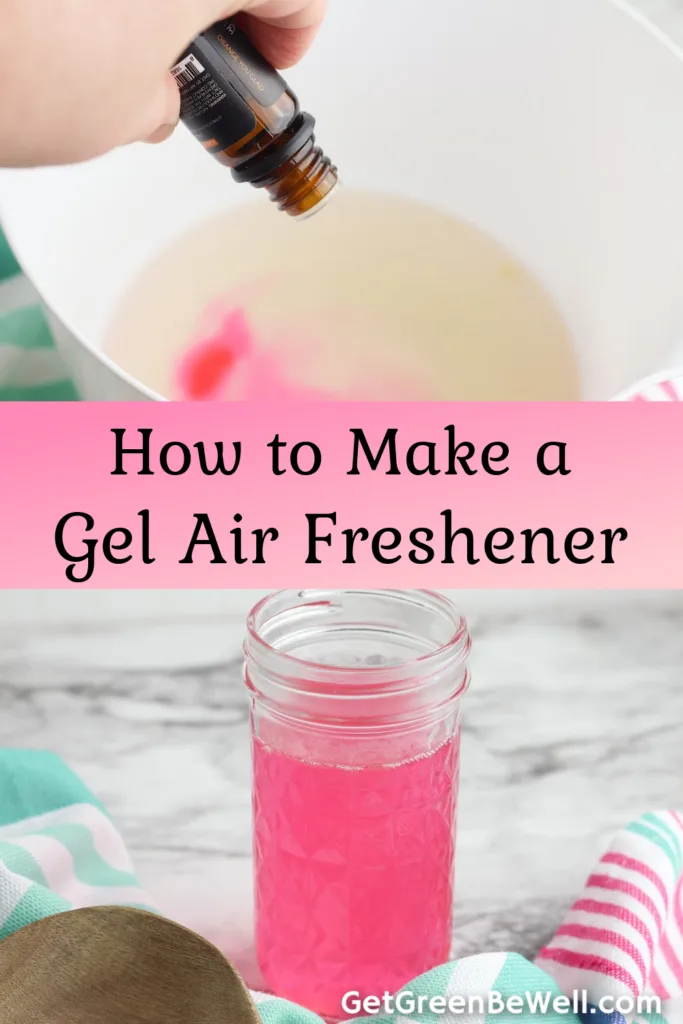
left=615, top=371, right=683, bottom=401
left=536, top=811, right=683, bottom=1023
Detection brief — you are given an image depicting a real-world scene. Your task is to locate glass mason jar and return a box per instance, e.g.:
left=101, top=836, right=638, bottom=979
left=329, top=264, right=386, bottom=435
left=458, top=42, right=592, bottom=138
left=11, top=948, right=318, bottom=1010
left=244, top=590, right=471, bottom=1020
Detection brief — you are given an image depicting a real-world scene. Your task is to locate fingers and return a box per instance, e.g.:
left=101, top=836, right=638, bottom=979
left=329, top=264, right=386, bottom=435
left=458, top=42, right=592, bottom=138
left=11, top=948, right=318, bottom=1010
left=133, top=0, right=324, bottom=156
left=234, top=0, right=327, bottom=67
left=134, top=0, right=324, bottom=152
left=239, top=0, right=326, bottom=32
left=136, top=74, right=182, bottom=145
left=170, top=0, right=246, bottom=42
left=171, top=0, right=326, bottom=70
left=240, top=18, right=321, bottom=68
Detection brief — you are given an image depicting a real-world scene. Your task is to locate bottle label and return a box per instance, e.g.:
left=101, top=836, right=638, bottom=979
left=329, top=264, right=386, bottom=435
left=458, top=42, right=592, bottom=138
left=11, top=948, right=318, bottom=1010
left=172, top=20, right=287, bottom=154
left=202, top=20, right=287, bottom=107
left=172, top=45, right=257, bottom=151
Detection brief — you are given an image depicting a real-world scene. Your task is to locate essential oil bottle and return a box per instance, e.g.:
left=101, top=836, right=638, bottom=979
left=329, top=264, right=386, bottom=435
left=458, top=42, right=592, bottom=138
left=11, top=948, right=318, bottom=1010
left=172, top=19, right=338, bottom=220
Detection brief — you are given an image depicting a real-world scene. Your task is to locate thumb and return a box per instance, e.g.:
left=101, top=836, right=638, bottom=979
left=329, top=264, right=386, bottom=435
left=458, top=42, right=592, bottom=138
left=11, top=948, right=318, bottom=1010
left=138, top=73, right=182, bottom=144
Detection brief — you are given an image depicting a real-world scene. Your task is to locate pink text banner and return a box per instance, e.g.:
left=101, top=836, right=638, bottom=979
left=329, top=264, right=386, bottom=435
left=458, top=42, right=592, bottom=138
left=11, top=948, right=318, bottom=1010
left=0, top=402, right=678, bottom=588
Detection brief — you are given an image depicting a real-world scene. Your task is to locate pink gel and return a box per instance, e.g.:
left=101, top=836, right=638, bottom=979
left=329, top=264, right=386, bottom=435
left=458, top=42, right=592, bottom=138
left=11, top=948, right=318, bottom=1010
left=175, top=305, right=334, bottom=401
left=175, top=301, right=434, bottom=401
left=253, top=734, right=459, bottom=1019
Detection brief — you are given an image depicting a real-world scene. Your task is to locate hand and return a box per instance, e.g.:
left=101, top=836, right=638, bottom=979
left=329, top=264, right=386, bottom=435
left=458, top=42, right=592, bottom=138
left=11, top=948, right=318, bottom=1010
left=0, top=0, right=326, bottom=167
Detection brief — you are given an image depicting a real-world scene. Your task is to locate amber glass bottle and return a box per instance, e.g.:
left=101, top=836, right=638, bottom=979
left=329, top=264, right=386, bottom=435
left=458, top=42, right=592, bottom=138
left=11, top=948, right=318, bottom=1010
left=172, top=19, right=338, bottom=219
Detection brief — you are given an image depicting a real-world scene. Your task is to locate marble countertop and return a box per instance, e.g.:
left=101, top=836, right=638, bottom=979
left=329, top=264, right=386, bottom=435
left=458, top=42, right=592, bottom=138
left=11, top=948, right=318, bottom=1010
left=0, top=590, right=682, bottom=990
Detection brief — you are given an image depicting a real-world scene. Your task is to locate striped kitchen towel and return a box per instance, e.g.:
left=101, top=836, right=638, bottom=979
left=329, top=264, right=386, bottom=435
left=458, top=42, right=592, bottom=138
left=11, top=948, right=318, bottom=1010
left=536, top=811, right=683, bottom=1024
left=627, top=377, right=683, bottom=401
left=0, top=749, right=154, bottom=938
left=0, top=748, right=681, bottom=1024
left=0, top=228, right=78, bottom=400
left=615, top=371, right=683, bottom=401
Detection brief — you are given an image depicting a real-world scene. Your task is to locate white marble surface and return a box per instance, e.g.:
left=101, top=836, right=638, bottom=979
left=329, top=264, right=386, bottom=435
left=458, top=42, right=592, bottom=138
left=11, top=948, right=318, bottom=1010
left=1, top=590, right=682, bottom=990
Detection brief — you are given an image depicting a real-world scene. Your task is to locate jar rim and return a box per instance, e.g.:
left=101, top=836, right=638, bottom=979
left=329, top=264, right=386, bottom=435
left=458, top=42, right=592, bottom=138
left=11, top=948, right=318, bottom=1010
left=245, top=589, right=470, bottom=686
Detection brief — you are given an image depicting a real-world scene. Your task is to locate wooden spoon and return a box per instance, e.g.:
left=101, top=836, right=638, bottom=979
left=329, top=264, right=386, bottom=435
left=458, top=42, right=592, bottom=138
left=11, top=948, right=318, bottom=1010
left=0, top=906, right=263, bottom=1024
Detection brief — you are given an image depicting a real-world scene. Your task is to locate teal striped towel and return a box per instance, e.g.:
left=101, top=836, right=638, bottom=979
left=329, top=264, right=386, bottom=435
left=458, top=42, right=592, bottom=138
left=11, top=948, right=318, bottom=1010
left=1, top=748, right=681, bottom=1024
left=0, top=230, right=78, bottom=400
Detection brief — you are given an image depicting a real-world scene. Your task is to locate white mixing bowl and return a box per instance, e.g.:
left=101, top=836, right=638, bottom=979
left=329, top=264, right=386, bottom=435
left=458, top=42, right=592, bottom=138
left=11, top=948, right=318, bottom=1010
left=1, top=0, right=683, bottom=400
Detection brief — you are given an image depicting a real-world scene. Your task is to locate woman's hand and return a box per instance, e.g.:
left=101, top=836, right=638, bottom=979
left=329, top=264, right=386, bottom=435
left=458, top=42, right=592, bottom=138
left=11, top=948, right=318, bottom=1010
left=0, top=0, right=326, bottom=167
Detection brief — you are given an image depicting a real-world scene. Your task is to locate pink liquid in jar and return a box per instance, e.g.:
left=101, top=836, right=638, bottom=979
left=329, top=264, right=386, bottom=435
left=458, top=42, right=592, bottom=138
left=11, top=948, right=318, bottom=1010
left=246, top=590, right=471, bottom=1020
left=252, top=732, right=460, bottom=1019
